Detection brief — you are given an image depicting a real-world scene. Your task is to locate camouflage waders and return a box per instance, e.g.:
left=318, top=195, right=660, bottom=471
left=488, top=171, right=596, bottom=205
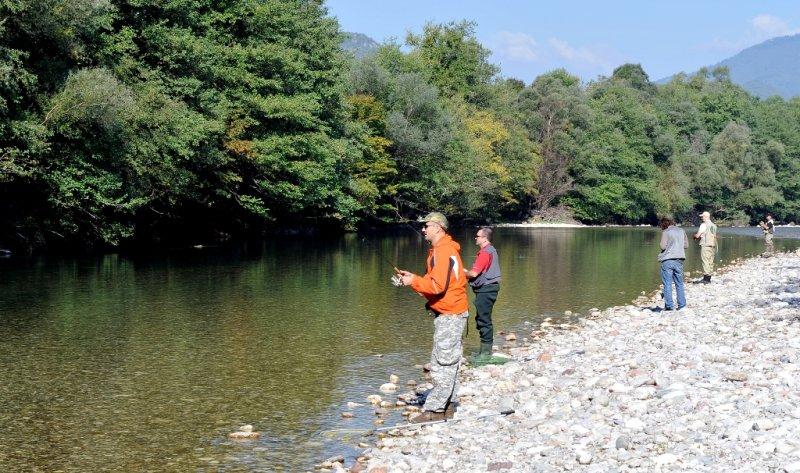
left=765, top=233, right=774, bottom=256
left=423, top=312, right=468, bottom=412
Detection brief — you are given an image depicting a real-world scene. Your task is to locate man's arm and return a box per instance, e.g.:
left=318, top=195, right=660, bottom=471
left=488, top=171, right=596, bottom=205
left=407, top=248, right=455, bottom=295
left=693, top=223, right=706, bottom=240
left=660, top=231, right=668, bottom=250
left=465, top=251, right=491, bottom=279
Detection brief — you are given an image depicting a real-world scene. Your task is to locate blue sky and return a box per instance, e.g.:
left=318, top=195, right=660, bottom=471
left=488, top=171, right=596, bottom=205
left=326, top=0, right=800, bottom=83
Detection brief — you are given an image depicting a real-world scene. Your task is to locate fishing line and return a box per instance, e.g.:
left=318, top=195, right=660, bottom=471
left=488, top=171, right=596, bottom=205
left=360, top=236, right=400, bottom=273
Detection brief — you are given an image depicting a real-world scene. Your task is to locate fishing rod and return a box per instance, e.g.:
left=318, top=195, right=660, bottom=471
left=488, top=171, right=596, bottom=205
left=374, top=408, right=515, bottom=432
left=323, top=408, right=515, bottom=436
left=360, top=236, right=400, bottom=273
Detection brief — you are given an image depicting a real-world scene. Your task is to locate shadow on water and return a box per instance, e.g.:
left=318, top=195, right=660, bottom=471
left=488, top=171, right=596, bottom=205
left=0, top=226, right=798, bottom=470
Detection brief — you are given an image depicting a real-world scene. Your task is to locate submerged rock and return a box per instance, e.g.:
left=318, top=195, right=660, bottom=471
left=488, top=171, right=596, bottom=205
left=228, top=425, right=260, bottom=440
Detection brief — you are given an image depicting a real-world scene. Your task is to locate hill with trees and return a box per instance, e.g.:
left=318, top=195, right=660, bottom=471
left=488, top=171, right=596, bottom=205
left=661, top=34, right=800, bottom=99
left=341, top=32, right=379, bottom=58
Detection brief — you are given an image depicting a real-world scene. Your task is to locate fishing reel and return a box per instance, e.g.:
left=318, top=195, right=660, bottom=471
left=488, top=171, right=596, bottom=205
left=390, top=274, right=404, bottom=287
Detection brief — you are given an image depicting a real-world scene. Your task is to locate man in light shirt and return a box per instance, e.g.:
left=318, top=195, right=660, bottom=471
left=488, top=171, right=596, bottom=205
left=693, top=211, right=717, bottom=284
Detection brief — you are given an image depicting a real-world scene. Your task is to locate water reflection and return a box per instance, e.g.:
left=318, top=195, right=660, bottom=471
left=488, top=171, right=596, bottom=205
left=0, top=227, right=797, bottom=471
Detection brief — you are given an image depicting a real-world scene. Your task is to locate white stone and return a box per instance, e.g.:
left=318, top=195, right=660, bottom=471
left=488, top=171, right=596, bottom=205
left=782, top=460, right=800, bottom=473
left=609, top=383, right=630, bottom=393
left=576, top=450, right=592, bottom=464
left=625, top=418, right=645, bottom=431
left=756, top=443, right=776, bottom=454
left=753, top=418, right=775, bottom=431
left=654, top=453, right=678, bottom=466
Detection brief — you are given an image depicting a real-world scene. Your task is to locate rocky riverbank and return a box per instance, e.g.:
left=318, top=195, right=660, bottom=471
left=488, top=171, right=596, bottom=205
left=354, top=251, right=800, bottom=472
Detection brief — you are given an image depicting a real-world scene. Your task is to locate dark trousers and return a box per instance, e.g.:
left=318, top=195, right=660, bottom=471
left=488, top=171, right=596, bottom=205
left=472, top=283, right=499, bottom=344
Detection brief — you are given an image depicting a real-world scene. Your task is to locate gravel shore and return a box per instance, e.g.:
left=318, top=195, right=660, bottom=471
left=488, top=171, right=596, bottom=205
left=355, top=251, right=800, bottom=472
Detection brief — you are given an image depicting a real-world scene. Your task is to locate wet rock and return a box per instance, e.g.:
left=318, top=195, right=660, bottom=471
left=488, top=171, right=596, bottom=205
left=341, top=412, right=354, bottom=418
left=322, top=455, right=344, bottom=467
left=379, top=383, right=397, bottom=393
left=228, top=425, right=260, bottom=440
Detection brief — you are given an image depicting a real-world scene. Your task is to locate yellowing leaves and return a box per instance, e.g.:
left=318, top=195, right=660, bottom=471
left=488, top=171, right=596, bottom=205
left=461, top=106, right=511, bottom=183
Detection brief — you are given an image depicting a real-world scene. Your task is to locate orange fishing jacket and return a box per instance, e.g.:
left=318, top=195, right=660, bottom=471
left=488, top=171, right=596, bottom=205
left=410, top=234, right=468, bottom=315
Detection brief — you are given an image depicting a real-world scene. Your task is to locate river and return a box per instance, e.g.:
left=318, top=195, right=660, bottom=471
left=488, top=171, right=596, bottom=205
left=1, top=226, right=798, bottom=471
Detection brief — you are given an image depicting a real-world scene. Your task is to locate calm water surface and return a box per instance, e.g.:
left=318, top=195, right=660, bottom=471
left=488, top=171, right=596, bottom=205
left=1, top=227, right=798, bottom=471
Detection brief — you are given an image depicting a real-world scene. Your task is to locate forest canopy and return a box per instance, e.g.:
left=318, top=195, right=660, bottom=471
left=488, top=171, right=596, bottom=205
left=2, top=1, right=799, bottom=250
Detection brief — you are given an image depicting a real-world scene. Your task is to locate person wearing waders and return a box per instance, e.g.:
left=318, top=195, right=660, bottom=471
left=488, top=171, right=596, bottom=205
left=693, top=211, right=717, bottom=283
left=758, top=214, right=775, bottom=257
left=396, top=212, right=468, bottom=423
left=464, top=227, right=507, bottom=366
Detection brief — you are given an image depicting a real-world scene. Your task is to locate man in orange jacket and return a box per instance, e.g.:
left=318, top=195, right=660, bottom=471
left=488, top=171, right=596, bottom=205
left=397, top=212, right=469, bottom=423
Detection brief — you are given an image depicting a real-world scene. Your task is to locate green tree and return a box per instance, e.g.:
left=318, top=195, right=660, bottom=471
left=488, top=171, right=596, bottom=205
left=567, top=77, right=663, bottom=223
left=518, top=69, right=587, bottom=213
left=406, top=21, right=498, bottom=102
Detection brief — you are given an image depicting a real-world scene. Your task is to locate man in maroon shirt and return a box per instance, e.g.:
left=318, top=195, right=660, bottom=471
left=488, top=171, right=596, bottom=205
left=464, top=227, right=506, bottom=365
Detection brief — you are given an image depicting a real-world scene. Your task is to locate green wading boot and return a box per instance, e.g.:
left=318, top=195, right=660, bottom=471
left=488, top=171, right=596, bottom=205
left=470, top=342, right=509, bottom=366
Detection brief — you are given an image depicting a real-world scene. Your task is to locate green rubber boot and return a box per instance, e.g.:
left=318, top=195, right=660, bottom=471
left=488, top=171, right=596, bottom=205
left=470, top=342, right=508, bottom=366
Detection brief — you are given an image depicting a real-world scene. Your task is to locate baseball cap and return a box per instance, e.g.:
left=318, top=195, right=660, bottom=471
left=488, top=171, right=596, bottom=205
left=418, top=211, right=448, bottom=230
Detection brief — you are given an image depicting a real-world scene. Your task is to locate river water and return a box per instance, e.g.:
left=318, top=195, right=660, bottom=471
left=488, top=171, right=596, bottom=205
left=1, top=226, right=798, bottom=471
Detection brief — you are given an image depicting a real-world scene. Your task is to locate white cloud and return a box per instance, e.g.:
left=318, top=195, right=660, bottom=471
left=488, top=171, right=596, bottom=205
left=489, top=32, right=628, bottom=81
left=751, top=13, right=794, bottom=37
left=548, top=38, right=605, bottom=66
left=493, top=31, right=541, bottom=61
left=698, top=14, right=800, bottom=54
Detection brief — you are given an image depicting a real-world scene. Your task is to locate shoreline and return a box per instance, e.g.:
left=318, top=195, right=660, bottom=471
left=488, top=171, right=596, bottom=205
left=495, top=222, right=587, bottom=228
left=355, top=252, right=800, bottom=472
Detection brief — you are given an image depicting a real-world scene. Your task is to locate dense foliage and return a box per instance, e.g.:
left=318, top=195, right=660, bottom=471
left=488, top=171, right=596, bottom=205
left=1, top=3, right=798, bottom=250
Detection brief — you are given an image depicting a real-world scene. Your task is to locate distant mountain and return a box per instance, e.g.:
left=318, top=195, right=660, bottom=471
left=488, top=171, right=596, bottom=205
left=341, top=32, right=379, bottom=58
left=659, top=34, right=800, bottom=99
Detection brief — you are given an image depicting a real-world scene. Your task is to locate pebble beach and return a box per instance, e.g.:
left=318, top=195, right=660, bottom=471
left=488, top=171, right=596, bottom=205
left=341, top=251, right=800, bottom=472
